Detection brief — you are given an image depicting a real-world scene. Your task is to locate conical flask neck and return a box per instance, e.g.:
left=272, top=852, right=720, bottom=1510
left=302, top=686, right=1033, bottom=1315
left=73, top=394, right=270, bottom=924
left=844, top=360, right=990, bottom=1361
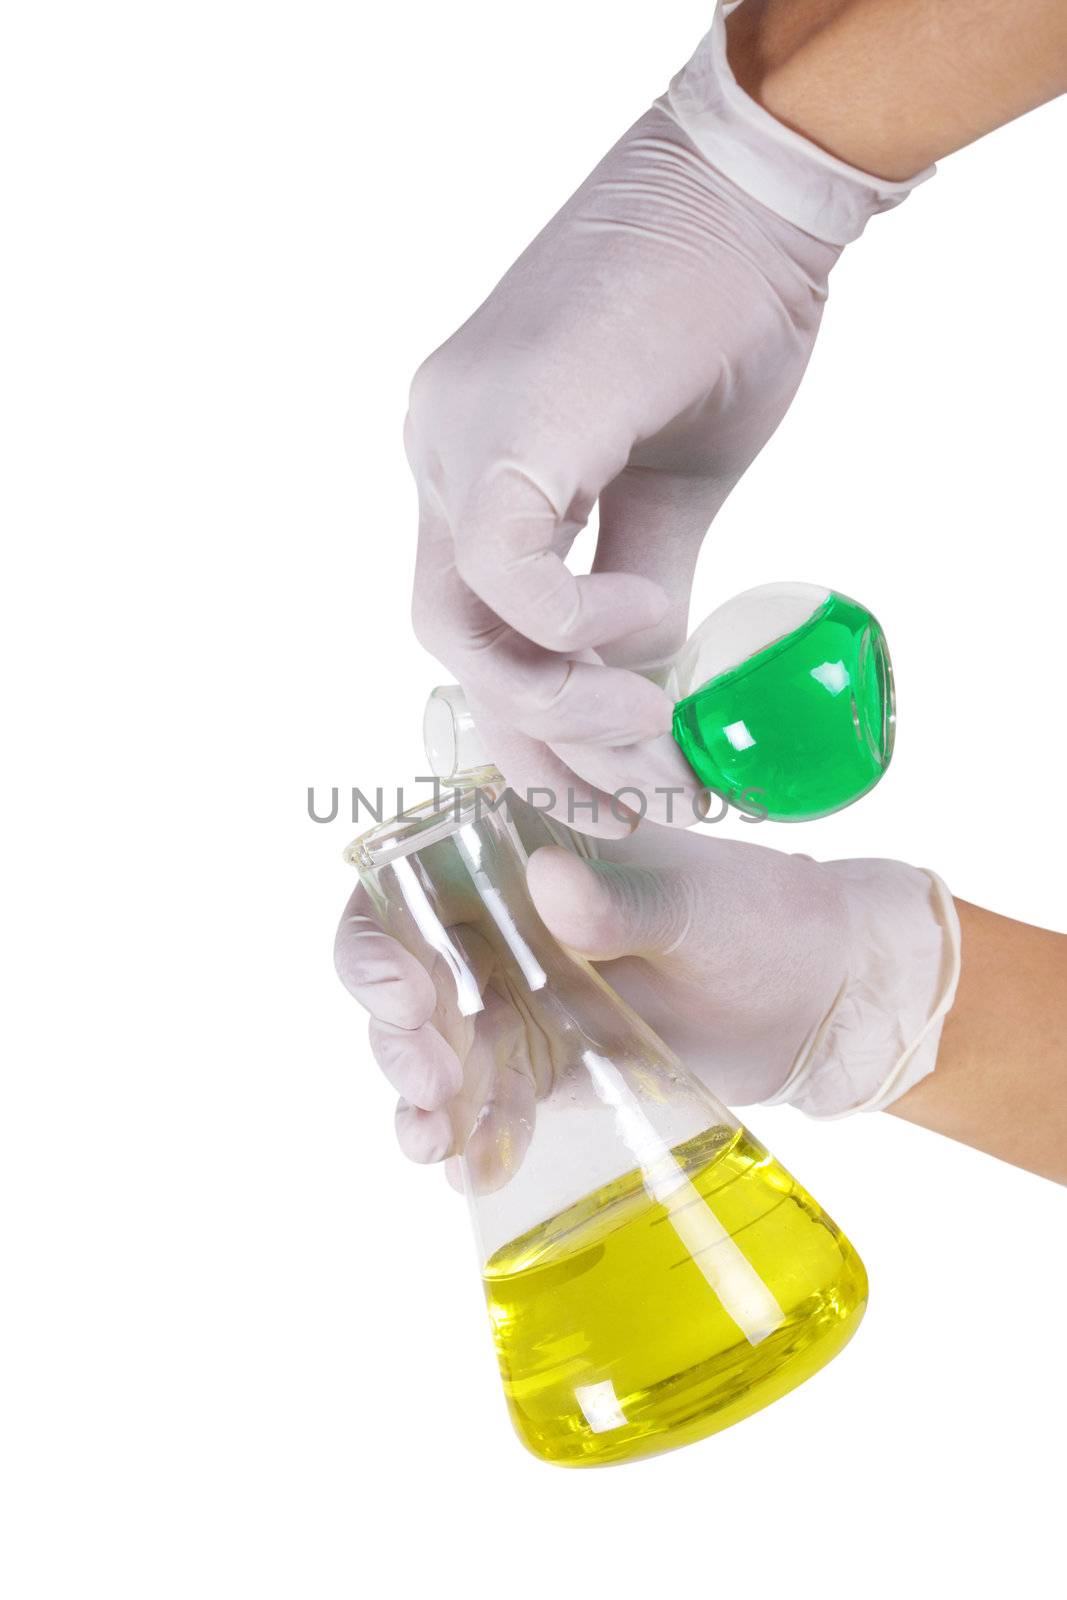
left=346, top=786, right=737, bottom=1214
left=349, top=785, right=583, bottom=1010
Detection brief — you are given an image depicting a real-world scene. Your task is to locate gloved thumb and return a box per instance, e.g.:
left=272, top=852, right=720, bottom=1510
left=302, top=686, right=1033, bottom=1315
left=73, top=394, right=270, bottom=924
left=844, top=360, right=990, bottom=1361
left=526, top=845, right=689, bottom=962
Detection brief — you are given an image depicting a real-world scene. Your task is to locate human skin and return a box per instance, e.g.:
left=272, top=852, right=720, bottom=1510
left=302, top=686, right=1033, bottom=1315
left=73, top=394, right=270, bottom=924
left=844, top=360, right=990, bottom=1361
left=353, top=4, right=1067, bottom=1184
left=726, top=0, right=1067, bottom=180
left=336, top=843, right=1067, bottom=1186
left=891, top=901, right=1067, bottom=1185
left=706, top=4, right=1067, bottom=1177
left=399, top=1, right=1067, bottom=829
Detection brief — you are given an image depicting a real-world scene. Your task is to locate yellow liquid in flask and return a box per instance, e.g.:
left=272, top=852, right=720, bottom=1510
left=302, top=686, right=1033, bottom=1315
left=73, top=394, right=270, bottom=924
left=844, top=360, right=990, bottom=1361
left=482, top=1127, right=867, bottom=1466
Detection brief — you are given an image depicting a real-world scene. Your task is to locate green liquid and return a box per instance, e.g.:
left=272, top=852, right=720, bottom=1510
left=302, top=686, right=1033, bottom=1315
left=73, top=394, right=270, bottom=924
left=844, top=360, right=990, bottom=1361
left=672, top=591, right=894, bottom=822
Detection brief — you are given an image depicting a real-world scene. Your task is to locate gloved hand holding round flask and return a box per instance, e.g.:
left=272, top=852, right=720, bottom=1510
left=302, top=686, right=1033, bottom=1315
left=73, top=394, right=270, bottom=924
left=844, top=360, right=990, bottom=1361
left=405, top=2, right=930, bottom=830
left=345, top=788, right=869, bottom=1466
left=425, top=582, right=894, bottom=824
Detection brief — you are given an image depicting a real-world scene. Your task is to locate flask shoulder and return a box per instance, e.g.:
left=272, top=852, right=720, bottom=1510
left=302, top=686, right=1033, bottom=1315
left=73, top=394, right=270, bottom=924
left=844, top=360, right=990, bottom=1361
left=673, top=581, right=831, bottom=698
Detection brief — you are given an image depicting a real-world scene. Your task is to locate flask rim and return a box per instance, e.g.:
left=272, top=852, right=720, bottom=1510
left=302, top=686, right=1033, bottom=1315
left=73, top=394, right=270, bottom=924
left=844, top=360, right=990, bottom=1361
left=343, top=781, right=504, bottom=872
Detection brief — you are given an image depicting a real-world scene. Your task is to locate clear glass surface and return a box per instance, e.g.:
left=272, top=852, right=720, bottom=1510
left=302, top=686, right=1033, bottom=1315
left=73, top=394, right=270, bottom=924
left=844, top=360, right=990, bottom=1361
left=348, top=787, right=867, bottom=1465
left=422, top=582, right=894, bottom=821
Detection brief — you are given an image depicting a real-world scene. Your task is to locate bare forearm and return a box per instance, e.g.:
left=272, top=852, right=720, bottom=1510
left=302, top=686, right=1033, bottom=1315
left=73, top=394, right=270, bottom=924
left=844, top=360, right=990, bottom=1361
left=727, top=0, right=1067, bottom=180
left=891, top=900, right=1067, bottom=1184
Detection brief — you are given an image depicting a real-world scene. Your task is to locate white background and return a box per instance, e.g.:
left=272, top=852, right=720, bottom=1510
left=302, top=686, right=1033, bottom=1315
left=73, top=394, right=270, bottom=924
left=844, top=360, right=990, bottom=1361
left=3, top=2, right=1065, bottom=1595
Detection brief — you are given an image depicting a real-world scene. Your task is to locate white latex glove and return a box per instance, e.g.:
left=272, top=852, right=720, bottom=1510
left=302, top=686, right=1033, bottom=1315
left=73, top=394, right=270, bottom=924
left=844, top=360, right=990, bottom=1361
left=334, top=816, right=960, bottom=1173
left=405, top=4, right=929, bottom=836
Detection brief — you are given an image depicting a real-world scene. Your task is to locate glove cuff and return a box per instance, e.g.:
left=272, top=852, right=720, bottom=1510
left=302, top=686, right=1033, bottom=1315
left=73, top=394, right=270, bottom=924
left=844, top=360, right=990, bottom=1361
left=764, top=862, right=962, bottom=1118
left=658, top=2, right=934, bottom=246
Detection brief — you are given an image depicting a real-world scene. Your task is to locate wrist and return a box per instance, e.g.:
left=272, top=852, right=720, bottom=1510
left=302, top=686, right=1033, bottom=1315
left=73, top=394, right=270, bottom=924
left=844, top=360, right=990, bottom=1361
left=725, top=0, right=931, bottom=181
left=659, top=3, right=932, bottom=246
left=764, top=860, right=962, bottom=1119
left=726, top=0, right=1067, bottom=181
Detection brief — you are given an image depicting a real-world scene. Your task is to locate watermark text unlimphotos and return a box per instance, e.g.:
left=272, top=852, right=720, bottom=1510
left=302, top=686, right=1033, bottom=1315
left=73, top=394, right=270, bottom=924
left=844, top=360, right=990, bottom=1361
left=307, top=778, right=768, bottom=827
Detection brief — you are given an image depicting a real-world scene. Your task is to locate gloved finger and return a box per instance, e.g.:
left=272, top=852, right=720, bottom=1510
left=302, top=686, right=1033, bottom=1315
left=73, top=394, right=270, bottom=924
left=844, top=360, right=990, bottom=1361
left=549, top=732, right=707, bottom=829
left=450, top=624, right=673, bottom=749
left=391, top=932, right=503, bottom=1166
left=368, top=1017, right=463, bottom=1112
left=426, top=922, right=506, bottom=1068
left=448, top=469, right=713, bottom=824
left=502, top=792, right=587, bottom=856
left=464, top=701, right=639, bottom=842
left=334, top=885, right=438, bottom=1029
left=443, top=988, right=520, bottom=1149
left=394, top=1100, right=454, bottom=1165
left=457, top=994, right=538, bottom=1195
left=526, top=845, right=690, bottom=961
left=592, top=462, right=731, bottom=669
left=395, top=989, right=526, bottom=1171
left=464, top=1064, right=538, bottom=1196
left=450, top=464, right=669, bottom=654
left=486, top=972, right=556, bottom=1100
left=413, top=504, right=673, bottom=749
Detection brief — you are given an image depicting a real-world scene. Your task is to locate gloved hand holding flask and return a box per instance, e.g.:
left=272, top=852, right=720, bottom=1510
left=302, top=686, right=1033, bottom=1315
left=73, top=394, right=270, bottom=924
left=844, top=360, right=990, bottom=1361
left=336, top=801, right=960, bottom=1169
left=404, top=4, right=929, bottom=831
left=342, top=788, right=878, bottom=1465
left=425, top=581, right=896, bottom=825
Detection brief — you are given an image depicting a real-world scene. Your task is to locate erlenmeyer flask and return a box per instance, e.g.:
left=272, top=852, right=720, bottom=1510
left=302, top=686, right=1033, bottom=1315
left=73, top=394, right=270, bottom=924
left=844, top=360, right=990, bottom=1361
left=423, top=581, right=894, bottom=821
left=347, top=785, right=868, bottom=1467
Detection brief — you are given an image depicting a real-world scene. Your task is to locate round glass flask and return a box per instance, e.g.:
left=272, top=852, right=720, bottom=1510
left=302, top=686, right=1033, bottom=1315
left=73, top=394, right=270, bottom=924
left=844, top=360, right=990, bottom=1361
left=424, top=581, right=895, bottom=821
left=347, top=786, right=868, bottom=1466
